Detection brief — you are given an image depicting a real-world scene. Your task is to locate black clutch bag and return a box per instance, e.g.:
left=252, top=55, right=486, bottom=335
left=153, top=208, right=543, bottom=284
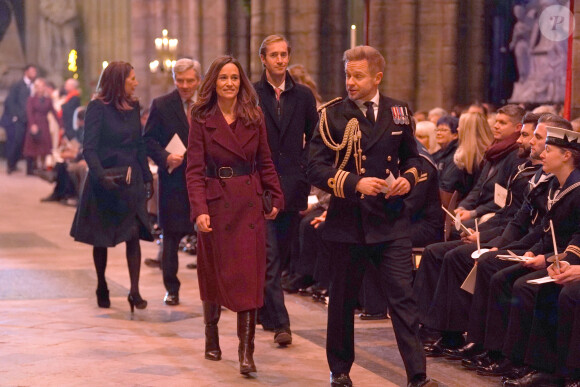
left=262, top=190, right=273, bottom=214
left=103, top=166, right=132, bottom=186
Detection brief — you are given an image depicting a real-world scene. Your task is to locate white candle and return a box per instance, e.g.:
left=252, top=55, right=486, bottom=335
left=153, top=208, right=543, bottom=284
left=350, top=25, right=356, bottom=49
left=149, top=60, right=159, bottom=73
left=550, top=219, right=560, bottom=271
left=475, top=219, right=480, bottom=254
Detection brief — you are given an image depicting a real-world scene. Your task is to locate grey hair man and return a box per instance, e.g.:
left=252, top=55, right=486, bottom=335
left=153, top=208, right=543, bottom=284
left=143, top=58, right=202, bottom=305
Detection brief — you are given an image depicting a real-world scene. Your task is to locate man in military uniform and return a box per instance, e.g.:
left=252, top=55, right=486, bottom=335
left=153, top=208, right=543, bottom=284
left=307, top=45, right=432, bottom=387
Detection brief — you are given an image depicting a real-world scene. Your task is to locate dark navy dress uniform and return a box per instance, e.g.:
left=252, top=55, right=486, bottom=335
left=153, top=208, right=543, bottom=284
left=307, top=95, right=425, bottom=382
left=361, top=140, right=443, bottom=317
left=467, top=169, right=553, bottom=345
left=502, top=168, right=580, bottom=363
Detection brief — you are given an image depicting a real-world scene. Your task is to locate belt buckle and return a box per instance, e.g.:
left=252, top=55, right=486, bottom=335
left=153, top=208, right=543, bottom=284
left=218, top=166, right=234, bottom=179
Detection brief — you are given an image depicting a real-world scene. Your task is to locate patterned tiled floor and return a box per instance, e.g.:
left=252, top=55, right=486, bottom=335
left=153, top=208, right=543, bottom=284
left=0, top=161, right=497, bottom=386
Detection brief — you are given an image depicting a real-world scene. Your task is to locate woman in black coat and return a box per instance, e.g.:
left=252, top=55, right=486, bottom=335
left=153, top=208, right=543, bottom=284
left=70, top=61, right=154, bottom=313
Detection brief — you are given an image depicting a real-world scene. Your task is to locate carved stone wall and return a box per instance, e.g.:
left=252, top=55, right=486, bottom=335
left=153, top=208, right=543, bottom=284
left=249, top=0, right=319, bottom=83
left=12, top=1, right=580, bottom=117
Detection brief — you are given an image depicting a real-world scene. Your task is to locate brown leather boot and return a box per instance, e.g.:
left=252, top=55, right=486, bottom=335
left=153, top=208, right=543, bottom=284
left=203, top=301, right=221, bottom=361
left=237, top=309, right=257, bottom=374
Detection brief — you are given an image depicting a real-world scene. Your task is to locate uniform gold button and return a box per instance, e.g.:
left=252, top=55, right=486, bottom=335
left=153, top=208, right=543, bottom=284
left=362, top=155, right=367, bottom=161
left=387, top=156, right=392, bottom=161
left=225, top=224, right=231, bottom=231
left=249, top=224, right=255, bottom=229
left=249, top=202, right=254, bottom=207
left=225, top=202, right=230, bottom=208
left=246, top=180, right=251, bottom=185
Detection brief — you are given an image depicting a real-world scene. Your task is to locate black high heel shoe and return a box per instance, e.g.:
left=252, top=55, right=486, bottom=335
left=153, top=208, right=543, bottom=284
left=127, top=293, right=147, bottom=313
left=96, top=288, right=110, bottom=308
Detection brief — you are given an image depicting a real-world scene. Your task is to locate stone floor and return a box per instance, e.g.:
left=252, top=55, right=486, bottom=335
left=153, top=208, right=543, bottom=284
left=0, top=160, right=499, bottom=386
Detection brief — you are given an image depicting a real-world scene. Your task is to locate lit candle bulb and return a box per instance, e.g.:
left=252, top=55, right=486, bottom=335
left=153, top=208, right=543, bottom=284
left=155, top=38, right=162, bottom=50
left=149, top=60, right=159, bottom=73
left=350, top=25, right=356, bottom=49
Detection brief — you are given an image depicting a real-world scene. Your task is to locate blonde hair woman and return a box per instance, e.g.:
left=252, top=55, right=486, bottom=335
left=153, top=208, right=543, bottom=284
left=454, top=112, right=494, bottom=175
left=288, top=64, right=322, bottom=106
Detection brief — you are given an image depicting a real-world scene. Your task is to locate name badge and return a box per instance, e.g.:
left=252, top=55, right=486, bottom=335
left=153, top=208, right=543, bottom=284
left=494, top=183, right=507, bottom=208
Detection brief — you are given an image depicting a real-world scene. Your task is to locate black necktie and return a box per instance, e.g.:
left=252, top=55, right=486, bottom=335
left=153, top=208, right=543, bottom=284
left=364, top=101, right=375, bottom=125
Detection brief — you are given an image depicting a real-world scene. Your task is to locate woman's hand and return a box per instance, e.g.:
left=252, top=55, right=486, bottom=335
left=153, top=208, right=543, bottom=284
left=265, top=207, right=279, bottom=220
left=30, top=124, right=39, bottom=135
left=196, top=214, right=213, bottom=232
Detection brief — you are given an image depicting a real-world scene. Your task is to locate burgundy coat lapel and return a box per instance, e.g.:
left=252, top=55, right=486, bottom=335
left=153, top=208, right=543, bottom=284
left=235, top=120, right=258, bottom=151
left=205, top=112, right=247, bottom=160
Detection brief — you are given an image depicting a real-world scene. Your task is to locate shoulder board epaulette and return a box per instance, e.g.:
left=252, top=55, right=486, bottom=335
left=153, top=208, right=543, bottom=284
left=317, top=97, right=343, bottom=113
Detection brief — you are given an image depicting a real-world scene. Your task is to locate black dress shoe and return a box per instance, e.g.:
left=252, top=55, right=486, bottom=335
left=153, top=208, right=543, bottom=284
left=359, top=312, right=389, bottom=320
left=144, top=258, right=161, bottom=268
left=408, top=374, right=436, bottom=387
left=274, top=328, right=292, bottom=346
left=330, top=372, right=353, bottom=387
left=501, top=366, right=532, bottom=382
left=164, top=292, right=179, bottom=306
left=444, top=342, right=484, bottom=360
left=186, top=262, right=197, bottom=269
left=477, top=358, right=516, bottom=376
left=424, top=337, right=446, bottom=357
left=298, top=285, right=314, bottom=296
left=41, top=194, right=61, bottom=202
left=503, top=370, right=563, bottom=387
left=462, top=351, right=492, bottom=370
left=419, top=326, right=441, bottom=346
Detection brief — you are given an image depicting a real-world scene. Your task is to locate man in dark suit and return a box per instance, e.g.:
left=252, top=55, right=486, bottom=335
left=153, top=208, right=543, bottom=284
left=143, top=58, right=201, bottom=305
left=60, top=78, right=81, bottom=141
left=2, top=64, right=36, bottom=174
left=308, top=45, right=432, bottom=387
left=253, top=35, right=318, bottom=346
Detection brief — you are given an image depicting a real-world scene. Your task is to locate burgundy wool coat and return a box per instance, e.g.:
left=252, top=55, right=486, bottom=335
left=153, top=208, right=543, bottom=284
left=186, top=110, right=284, bottom=312
left=23, top=96, right=57, bottom=158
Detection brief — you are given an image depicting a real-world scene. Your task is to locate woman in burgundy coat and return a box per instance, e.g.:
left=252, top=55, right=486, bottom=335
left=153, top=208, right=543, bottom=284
left=23, top=78, right=58, bottom=171
left=186, top=56, right=283, bottom=375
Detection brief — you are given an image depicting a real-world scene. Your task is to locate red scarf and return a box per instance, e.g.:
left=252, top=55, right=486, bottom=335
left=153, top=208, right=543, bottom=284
left=484, top=131, right=520, bottom=162
left=57, top=90, right=81, bottom=119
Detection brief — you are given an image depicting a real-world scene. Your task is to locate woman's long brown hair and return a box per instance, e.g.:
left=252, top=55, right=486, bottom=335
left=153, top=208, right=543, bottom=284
left=94, top=61, right=137, bottom=111
left=191, top=56, right=261, bottom=127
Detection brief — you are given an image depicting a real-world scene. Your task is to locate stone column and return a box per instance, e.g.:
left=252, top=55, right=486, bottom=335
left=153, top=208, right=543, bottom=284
left=414, top=0, right=458, bottom=112
left=369, top=0, right=417, bottom=105
left=317, top=0, right=348, bottom=100
left=199, top=0, right=227, bottom=72
left=78, top=0, right=131, bottom=91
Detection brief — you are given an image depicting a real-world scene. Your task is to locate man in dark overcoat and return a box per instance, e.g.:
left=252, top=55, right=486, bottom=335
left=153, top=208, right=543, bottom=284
left=253, top=35, right=318, bottom=345
left=2, top=64, right=36, bottom=174
left=307, top=45, right=432, bottom=387
left=60, top=78, right=81, bottom=140
left=144, top=58, right=201, bottom=305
